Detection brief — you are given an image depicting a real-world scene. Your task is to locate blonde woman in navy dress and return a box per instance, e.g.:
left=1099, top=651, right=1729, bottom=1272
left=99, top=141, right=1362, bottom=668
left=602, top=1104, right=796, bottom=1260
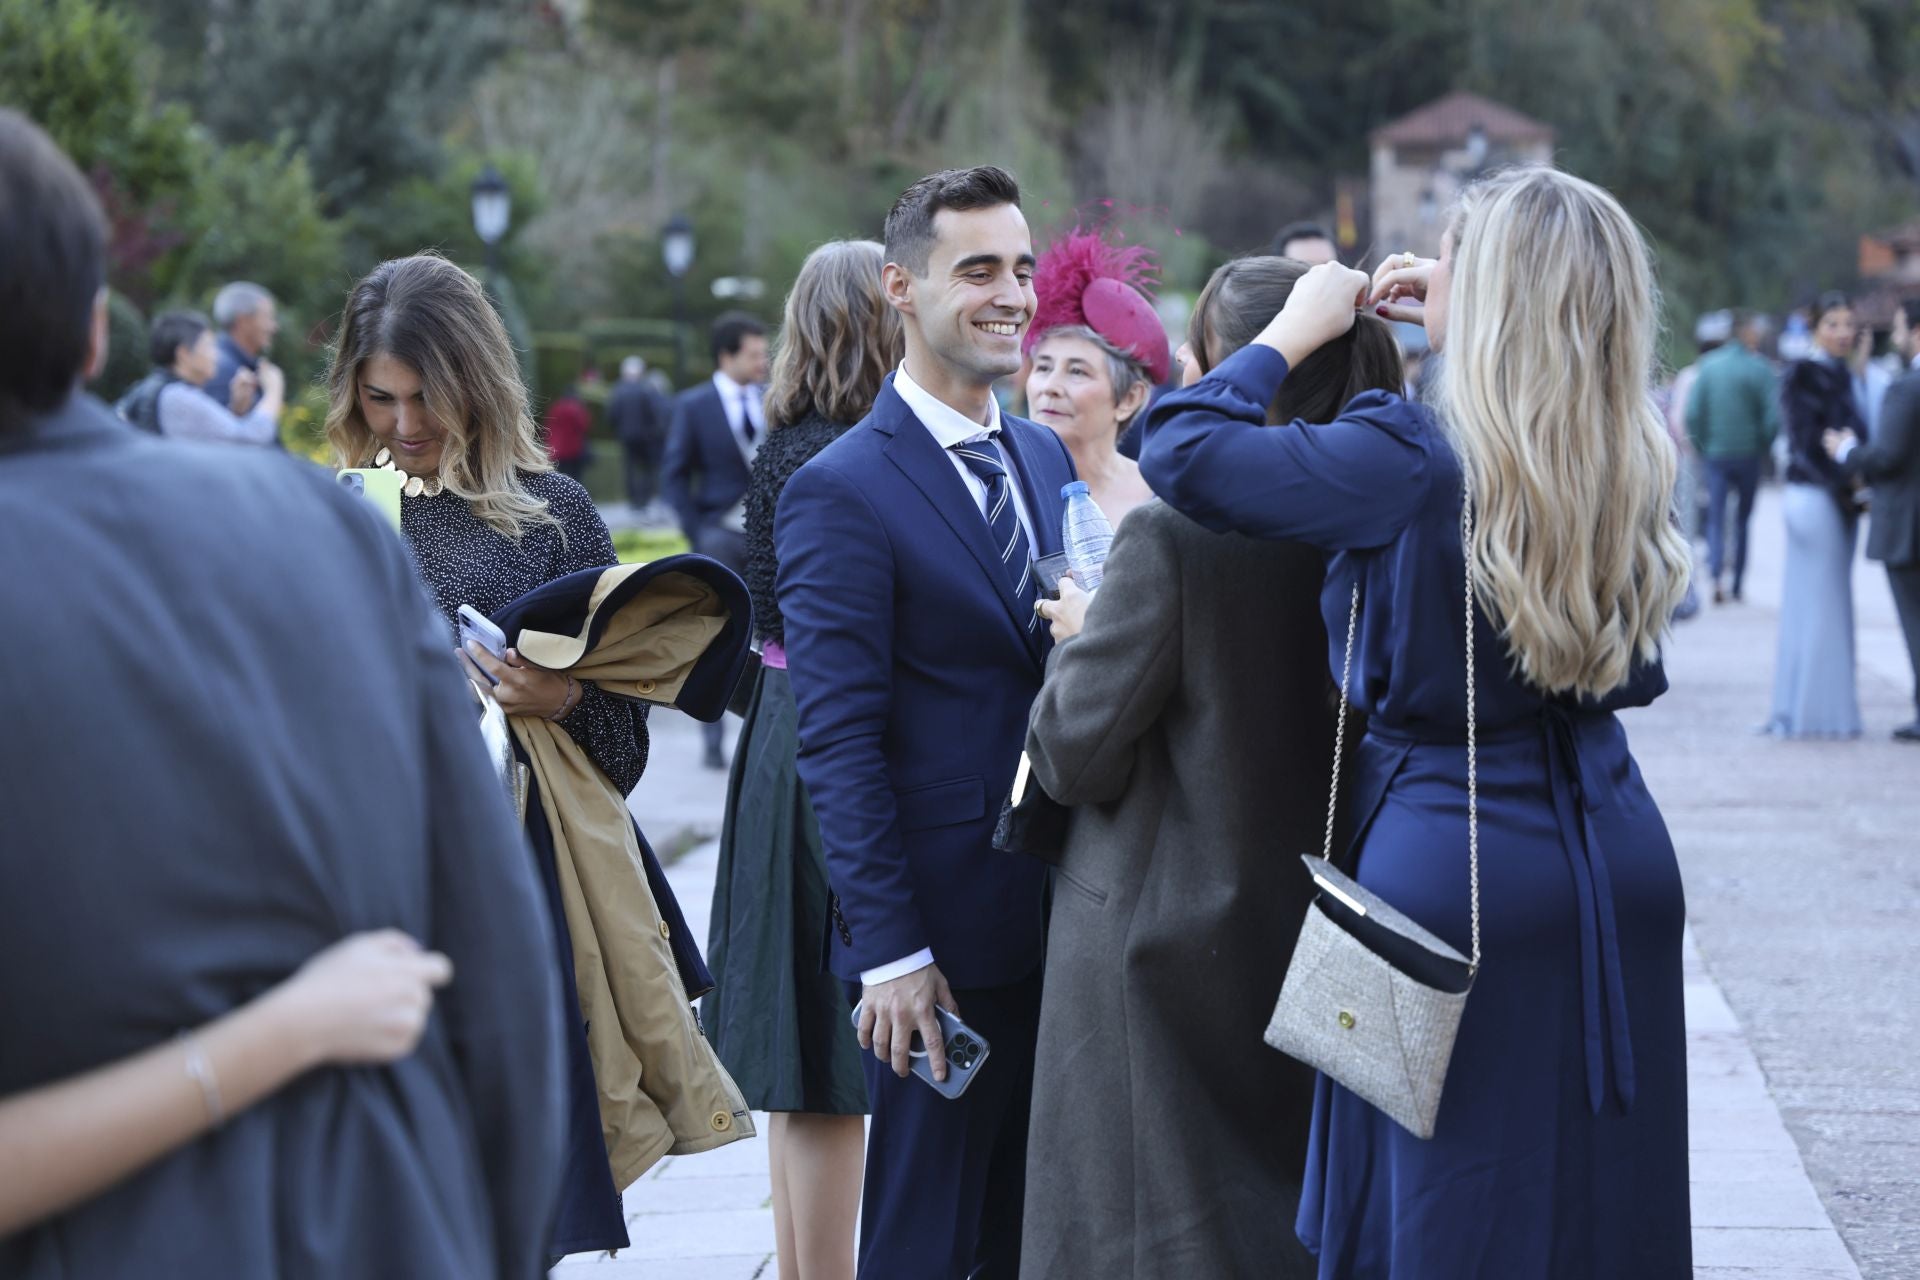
left=1140, top=167, right=1694, bottom=1277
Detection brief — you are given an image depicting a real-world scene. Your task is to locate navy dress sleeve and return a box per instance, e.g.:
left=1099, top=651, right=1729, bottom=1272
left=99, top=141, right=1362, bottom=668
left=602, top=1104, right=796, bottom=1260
left=1139, top=344, right=1433, bottom=550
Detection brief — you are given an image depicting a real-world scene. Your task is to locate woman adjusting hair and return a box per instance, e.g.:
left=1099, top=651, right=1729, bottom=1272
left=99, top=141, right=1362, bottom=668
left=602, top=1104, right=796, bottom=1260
left=1141, top=166, right=1693, bottom=1278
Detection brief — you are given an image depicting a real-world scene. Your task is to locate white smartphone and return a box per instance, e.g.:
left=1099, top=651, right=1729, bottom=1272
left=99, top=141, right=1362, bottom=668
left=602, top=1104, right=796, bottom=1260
left=457, top=604, right=508, bottom=683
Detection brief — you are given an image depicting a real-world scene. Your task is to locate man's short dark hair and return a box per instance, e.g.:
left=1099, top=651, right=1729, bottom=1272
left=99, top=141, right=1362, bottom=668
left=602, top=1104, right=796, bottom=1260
left=149, top=310, right=211, bottom=368
left=0, top=109, right=108, bottom=421
left=884, top=166, right=1023, bottom=277
left=1271, top=221, right=1334, bottom=257
left=710, top=311, right=767, bottom=364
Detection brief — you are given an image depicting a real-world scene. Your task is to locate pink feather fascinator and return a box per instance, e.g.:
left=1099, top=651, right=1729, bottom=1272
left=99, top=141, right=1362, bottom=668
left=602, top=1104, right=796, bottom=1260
left=1025, top=227, right=1171, bottom=384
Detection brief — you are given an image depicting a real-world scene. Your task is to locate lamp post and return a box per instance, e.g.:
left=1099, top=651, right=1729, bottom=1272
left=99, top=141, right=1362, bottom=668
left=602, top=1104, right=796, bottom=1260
left=471, top=165, right=511, bottom=278
left=662, top=213, right=696, bottom=383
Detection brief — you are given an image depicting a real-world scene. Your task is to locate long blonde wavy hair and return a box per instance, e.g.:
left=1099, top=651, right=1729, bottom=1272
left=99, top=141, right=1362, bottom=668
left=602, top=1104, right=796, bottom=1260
left=764, top=239, right=902, bottom=429
left=1435, top=167, right=1690, bottom=700
left=324, top=253, right=555, bottom=539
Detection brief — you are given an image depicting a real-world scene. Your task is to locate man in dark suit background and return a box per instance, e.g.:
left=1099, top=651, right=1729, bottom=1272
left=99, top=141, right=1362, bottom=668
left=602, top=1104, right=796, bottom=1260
left=663, top=310, right=769, bottom=569
left=776, top=165, right=1075, bottom=1278
left=663, top=311, right=769, bottom=768
left=0, top=110, right=563, bottom=1277
left=1829, top=296, right=1920, bottom=741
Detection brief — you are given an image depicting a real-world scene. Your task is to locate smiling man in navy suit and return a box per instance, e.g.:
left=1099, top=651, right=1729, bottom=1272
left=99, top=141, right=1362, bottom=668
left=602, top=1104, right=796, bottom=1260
left=776, top=166, right=1074, bottom=1277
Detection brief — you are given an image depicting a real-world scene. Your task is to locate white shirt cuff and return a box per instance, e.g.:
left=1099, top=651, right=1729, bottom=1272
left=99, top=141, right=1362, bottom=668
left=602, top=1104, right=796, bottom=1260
left=861, top=949, right=935, bottom=986
left=1836, top=439, right=1859, bottom=464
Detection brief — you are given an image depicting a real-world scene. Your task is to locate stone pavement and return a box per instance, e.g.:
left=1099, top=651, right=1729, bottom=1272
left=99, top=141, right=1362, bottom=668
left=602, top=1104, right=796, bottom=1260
left=556, top=484, right=1909, bottom=1276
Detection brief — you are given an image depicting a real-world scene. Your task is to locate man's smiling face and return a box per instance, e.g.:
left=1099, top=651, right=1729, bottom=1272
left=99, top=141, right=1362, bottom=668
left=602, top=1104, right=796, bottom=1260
left=900, top=202, right=1036, bottom=386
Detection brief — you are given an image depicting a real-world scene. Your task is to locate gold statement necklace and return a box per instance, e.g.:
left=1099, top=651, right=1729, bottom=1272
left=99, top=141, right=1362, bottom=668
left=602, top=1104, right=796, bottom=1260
left=372, top=447, right=445, bottom=498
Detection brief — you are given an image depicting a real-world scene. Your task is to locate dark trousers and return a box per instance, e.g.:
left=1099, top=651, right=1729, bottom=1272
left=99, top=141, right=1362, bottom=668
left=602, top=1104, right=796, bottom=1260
left=1888, top=563, right=1920, bottom=717
left=622, top=443, right=658, bottom=508
left=1706, top=455, right=1763, bottom=593
left=847, top=967, right=1041, bottom=1279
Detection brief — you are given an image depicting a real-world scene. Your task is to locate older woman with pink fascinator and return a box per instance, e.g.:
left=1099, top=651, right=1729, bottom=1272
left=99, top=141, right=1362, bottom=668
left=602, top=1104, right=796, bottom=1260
left=1023, top=228, right=1172, bottom=530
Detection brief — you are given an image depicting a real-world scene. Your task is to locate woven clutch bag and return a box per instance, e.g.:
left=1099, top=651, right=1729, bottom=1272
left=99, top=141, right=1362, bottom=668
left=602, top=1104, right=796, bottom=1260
left=1264, top=490, right=1482, bottom=1140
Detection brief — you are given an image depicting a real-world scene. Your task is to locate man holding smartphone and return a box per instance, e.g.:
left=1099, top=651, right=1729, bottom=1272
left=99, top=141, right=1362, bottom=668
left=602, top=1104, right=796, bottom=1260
left=776, top=166, right=1075, bottom=1276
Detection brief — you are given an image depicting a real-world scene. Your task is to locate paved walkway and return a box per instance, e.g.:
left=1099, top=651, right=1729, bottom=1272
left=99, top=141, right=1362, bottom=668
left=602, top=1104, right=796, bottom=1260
left=558, top=483, right=1908, bottom=1276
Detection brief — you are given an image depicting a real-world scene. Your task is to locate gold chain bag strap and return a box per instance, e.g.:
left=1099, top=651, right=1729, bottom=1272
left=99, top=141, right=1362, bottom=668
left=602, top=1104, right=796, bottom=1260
left=1262, top=485, right=1480, bottom=1139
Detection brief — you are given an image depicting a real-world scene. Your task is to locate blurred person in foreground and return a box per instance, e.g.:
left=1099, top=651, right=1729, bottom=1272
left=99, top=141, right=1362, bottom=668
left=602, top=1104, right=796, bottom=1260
left=117, top=309, right=283, bottom=443
left=664, top=310, right=771, bottom=768
left=1766, top=292, right=1867, bottom=739
left=204, top=281, right=280, bottom=419
left=704, top=240, right=902, bottom=1280
left=324, top=253, right=753, bottom=1262
left=1271, top=219, right=1340, bottom=265
left=0, top=109, right=563, bottom=1278
left=777, top=165, right=1076, bottom=1278
left=1826, top=297, right=1920, bottom=741
left=1020, top=255, right=1404, bottom=1279
left=1022, top=226, right=1170, bottom=528
left=1142, top=167, right=1693, bottom=1277
left=608, top=354, right=671, bottom=511
left=1687, top=310, right=1780, bottom=604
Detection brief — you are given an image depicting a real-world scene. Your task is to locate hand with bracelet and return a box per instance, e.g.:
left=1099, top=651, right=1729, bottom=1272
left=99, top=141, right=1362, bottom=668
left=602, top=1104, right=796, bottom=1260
left=0, top=930, right=451, bottom=1237
left=458, top=641, right=582, bottom=721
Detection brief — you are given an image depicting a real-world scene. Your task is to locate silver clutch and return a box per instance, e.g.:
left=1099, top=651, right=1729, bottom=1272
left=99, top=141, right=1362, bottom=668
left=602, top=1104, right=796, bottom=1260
left=1264, top=491, right=1482, bottom=1140
left=1265, top=856, right=1473, bottom=1138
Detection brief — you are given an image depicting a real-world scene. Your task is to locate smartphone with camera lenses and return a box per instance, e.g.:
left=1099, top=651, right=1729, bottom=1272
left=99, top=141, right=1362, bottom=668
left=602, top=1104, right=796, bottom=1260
left=336, top=467, right=404, bottom=531
left=849, top=999, right=991, bottom=1100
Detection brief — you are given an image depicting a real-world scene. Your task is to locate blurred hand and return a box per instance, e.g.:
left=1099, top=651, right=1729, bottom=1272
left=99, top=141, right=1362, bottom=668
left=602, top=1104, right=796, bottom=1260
left=257, top=360, right=286, bottom=401
left=1369, top=254, right=1437, bottom=325
left=272, top=930, right=452, bottom=1066
left=1823, top=428, right=1857, bottom=460
left=459, top=644, right=574, bottom=720
left=1035, top=578, right=1092, bottom=643
left=1255, top=263, right=1372, bottom=366
left=228, top=368, right=259, bottom=416
left=858, top=964, right=959, bottom=1082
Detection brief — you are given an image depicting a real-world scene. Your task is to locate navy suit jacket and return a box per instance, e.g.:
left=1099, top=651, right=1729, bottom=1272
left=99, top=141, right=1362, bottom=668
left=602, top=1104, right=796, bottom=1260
left=662, top=381, right=752, bottom=538
left=775, top=376, right=1076, bottom=989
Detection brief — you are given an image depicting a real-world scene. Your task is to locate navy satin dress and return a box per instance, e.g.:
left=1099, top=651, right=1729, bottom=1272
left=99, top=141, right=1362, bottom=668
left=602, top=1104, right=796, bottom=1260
left=1140, top=346, right=1691, bottom=1279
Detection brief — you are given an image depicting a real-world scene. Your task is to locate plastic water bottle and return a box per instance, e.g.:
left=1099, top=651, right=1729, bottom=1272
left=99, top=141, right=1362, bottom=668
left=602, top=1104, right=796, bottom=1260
left=1060, top=481, right=1115, bottom=592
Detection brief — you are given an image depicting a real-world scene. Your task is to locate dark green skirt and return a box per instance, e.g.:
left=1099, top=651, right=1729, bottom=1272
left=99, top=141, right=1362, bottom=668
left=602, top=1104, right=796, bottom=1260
left=702, top=666, right=869, bottom=1114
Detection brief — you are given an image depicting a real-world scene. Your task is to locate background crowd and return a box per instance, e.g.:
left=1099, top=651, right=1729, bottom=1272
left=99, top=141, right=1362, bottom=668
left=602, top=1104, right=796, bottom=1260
left=4, top=4, right=1920, bottom=1280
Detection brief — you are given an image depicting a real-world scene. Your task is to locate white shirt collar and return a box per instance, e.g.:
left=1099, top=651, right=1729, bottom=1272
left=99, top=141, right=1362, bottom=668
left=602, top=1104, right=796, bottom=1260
left=712, top=369, right=748, bottom=398
left=893, top=363, right=1000, bottom=449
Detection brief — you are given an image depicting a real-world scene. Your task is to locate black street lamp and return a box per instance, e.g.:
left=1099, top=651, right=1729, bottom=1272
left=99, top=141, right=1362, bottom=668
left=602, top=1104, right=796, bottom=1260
left=471, top=165, right=511, bottom=277
left=662, top=213, right=696, bottom=382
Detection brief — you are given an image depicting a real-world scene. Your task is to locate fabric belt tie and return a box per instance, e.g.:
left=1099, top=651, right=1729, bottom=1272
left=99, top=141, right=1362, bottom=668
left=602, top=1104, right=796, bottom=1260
left=1371, top=706, right=1635, bottom=1114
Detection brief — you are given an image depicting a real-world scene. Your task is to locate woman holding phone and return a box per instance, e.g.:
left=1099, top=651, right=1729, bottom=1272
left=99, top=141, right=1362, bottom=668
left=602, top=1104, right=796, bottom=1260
left=1141, top=167, right=1693, bottom=1276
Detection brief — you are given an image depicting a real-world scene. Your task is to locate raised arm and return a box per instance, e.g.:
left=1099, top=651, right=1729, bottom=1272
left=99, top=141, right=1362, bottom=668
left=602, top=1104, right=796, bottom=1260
left=1027, top=508, right=1182, bottom=808
left=157, top=382, right=278, bottom=446
left=1842, top=377, right=1918, bottom=482
left=1140, top=344, right=1431, bottom=549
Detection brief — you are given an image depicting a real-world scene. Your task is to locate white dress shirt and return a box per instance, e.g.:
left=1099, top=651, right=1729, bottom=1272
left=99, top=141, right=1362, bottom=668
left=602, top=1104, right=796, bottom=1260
left=711, top=370, right=763, bottom=462
left=858, top=366, right=1045, bottom=988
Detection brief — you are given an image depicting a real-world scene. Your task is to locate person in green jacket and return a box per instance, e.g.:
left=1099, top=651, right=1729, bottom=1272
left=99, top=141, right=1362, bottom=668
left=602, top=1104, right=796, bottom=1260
left=1686, top=311, right=1781, bottom=602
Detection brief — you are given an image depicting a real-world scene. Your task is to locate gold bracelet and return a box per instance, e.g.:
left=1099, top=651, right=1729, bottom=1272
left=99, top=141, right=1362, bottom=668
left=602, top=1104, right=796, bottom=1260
left=181, top=1033, right=226, bottom=1127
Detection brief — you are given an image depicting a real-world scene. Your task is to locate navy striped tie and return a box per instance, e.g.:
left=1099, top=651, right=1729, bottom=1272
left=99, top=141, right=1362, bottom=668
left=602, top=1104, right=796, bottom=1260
left=950, top=438, right=1041, bottom=639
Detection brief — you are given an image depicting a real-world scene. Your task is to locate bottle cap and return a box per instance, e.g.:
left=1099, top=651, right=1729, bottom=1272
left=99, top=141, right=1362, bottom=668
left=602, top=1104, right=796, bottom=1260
left=1061, top=481, right=1089, bottom=499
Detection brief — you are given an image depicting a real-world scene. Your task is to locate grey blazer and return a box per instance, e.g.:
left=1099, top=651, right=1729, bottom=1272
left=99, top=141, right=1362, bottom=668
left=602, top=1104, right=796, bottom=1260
left=1020, top=500, right=1333, bottom=1280
left=0, top=396, right=563, bottom=1279
left=1847, top=369, right=1920, bottom=567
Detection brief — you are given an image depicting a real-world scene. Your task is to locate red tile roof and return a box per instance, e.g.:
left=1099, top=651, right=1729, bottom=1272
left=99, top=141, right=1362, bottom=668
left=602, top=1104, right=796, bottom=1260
left=1371, top=91, right=1555, bottom=148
